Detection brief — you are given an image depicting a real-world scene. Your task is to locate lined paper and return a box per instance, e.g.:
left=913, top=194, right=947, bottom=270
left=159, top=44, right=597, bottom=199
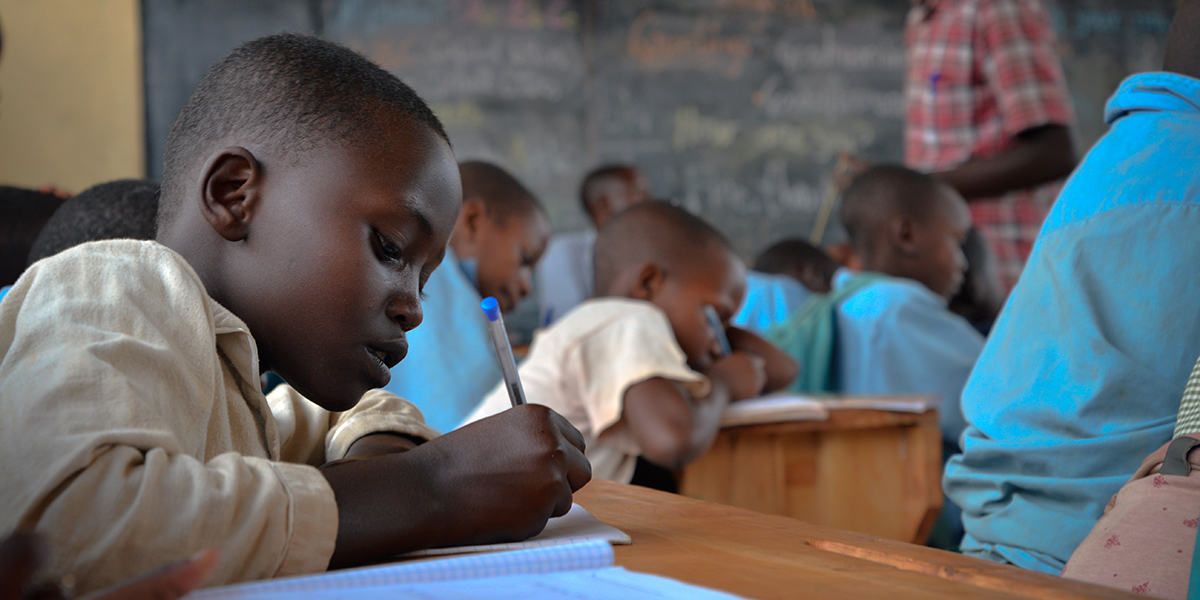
left=188, top=540, right=613, bottom=600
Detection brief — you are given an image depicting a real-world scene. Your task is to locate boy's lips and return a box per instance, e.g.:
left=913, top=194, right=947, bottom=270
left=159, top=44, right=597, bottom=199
left=365, top=340, right=408, bottom=370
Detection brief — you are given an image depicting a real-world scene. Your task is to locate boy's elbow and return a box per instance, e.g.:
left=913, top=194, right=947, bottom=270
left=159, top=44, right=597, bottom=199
left=638, top=432, right=693, bottom=473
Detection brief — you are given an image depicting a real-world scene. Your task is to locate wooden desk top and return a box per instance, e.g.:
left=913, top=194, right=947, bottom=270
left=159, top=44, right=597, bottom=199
left=575, top=480, right=1140, bottom=600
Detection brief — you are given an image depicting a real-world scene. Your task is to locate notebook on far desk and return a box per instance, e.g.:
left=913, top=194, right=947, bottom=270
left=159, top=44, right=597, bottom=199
left=721, top=392, right=940, bottom=427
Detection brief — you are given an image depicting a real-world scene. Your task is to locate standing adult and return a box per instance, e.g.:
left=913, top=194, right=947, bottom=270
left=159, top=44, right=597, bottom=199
left=905, top=0, right=1076, bottom=289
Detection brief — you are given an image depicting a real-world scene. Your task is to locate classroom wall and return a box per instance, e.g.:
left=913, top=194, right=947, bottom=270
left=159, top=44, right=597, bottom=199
left=0, top=0, right=144, bottom=193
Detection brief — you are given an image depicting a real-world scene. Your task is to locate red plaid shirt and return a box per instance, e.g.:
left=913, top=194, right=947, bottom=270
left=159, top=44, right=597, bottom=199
left=905, top=0, right=1075, bottom=289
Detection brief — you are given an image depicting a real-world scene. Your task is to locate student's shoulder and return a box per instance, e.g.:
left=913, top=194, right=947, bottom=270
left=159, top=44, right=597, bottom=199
left=11, top=240, right=213, bottom=326
left=840, top=275, right=946, bottom=320
left=543, top=297, right=669, bottom=344
left=26, top=239, right=203, bottom=293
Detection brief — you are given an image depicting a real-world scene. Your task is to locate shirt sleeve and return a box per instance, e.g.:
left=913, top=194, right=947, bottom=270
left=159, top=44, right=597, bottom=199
left=269, top=386, right=440, bottom=465
left=569, top=308, right=710, bottom=436
left=0, top=245, right=337, bottom=594
left=976, top=0, right=1075, bottom=138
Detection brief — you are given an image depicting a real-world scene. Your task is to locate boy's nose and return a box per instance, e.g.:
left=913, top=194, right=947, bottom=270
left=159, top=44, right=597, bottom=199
left=386, top=287, right=423, bottom=332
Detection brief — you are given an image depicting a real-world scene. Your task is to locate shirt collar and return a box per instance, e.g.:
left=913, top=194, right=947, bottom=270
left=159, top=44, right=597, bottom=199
left=1106, top=72, right=1200, bottom=125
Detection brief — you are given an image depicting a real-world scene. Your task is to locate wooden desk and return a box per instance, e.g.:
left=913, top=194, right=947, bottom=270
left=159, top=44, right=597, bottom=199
left=575, top=480, right=1140, bottom=600
left=680, top=408, right=943, bottom=543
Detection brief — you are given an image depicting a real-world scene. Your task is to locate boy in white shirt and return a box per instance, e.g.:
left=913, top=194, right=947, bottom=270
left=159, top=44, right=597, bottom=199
left=465, top=201, right=797, bottom=485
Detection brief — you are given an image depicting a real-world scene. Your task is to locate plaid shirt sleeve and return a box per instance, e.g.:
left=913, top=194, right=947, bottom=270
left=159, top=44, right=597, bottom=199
left=975, top=0, right=1074, bottom=138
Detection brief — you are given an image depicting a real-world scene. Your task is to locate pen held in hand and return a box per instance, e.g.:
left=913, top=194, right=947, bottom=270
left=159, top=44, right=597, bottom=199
left=481, top=297, right=527, bottom=407
left=704, top=305, right=732, bottom=357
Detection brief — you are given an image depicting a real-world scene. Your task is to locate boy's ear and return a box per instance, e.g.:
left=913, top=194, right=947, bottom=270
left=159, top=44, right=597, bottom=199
left=629, top=262, right=666, bottom=301
left=450, top=196, right=487, bottom=256
left=888, top=216, right=919, bottom=257
left=199, top=147, right=262, bottom=242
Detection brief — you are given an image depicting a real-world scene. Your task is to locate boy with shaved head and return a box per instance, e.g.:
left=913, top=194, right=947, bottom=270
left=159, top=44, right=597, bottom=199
left=0, top=34, right=588, bottom=593
left=769, top=165, right=984, bottom=455
left=465, top=201, right=797, bottom=486
left=535, top=164, right=650, bottom=326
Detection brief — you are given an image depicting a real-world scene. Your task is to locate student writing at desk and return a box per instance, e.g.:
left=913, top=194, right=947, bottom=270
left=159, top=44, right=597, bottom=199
left=0, top=34, right=590, bottom=594
left=383, top=160, right=550, bottom=433
left=465, top=201, right=797, bottom=489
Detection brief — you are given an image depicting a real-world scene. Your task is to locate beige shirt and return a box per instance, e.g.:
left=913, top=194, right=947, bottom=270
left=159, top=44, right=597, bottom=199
left=462, top=298, right=708, bottom=484
left=0, top=240, right=437, bottom=593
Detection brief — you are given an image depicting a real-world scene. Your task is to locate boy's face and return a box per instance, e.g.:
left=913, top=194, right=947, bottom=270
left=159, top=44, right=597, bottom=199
left=652, top=246, right=747, bottom=372
left=221, top=122, right=461, bottom=411
left=910, top=186, right=971, bottom=300
left=471, top=208, right=550, bottom=312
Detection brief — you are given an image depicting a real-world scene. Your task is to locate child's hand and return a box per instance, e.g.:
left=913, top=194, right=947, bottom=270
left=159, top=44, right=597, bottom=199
left=321, top=404, right=591, bottom=567
left=707, top=352, right=767, bottom=401
left=429, top=405, right=591, bottom=543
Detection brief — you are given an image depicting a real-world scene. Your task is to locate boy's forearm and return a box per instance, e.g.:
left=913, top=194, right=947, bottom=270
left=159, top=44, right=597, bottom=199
left=320, top=448, right=449, bottom=568
left=623, top=378, right=730, bottom=472
left=341, top=432, right=423, bottom=459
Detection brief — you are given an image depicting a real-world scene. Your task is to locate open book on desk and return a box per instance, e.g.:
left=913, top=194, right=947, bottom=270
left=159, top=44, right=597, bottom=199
left=187, top=541, right=743, bottom=600
left=721, top=392, right=940, bottom=427
left=398, top=502, right=630, bottom=557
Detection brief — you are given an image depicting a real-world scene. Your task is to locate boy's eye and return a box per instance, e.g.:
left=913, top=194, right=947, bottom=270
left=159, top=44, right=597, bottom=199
left=372, top=229, right=405, bottom=263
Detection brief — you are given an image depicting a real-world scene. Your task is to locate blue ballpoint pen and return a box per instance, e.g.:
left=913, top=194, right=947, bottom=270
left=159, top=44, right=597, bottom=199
left=481, top=297, right=527, bottom=407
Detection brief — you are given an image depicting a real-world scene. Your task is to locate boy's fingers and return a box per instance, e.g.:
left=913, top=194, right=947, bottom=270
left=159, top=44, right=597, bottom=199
left=549, top=411, right=587, bottom=453
left=0, top=533, right=46, bottom=600
left=85, top=549, right=219, bottom=600
left=563, top=443, right=592, bottom=492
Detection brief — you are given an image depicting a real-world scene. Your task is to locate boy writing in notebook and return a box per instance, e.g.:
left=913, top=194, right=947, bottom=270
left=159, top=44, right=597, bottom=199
left=0, top=34, right=589, bottom=594
left=383, top=160, right=550, bottom=432
left=464, top=201, right=797, bottom=486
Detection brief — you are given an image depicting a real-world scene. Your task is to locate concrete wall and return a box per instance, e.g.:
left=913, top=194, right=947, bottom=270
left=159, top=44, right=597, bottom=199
left=0, top=0, right=144, bottom=193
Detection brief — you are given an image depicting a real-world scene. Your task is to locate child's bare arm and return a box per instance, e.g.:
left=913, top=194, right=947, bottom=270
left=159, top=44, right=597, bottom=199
left=726, top=327, right=799, bottom=393
left=320, top=404, right=590, bottom=568
left=620, top=353, right=766, bottom=472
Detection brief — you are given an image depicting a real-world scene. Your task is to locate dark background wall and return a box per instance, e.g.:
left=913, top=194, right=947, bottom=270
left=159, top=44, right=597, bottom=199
left=143, top=0, right=1174, bottom=256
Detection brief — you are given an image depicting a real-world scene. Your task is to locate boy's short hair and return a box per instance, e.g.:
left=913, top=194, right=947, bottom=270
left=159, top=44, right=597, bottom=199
left=579, top=164, right=637, bottom=216
left=754, top=239, right=838, bottom=283
left=27, top=179, right=160, bottom=265
left=0, top=187, right=65, bottom=287
left=593, top=200, right=731, bottom=293
left=159, top=33, right=449, bottom=230
left=459, top=160, right=544, bottom=223
left=840, top=164, right=943, bottom=252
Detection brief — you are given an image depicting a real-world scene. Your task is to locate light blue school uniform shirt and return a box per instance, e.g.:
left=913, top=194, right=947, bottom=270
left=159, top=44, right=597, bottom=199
left=536, top=229, right=595, bottom=327
left=733, top=271, right=811, bottom=333
left=832, top=269, right=984, bottom=449
left=944, top=72, right=1200, bottom=574
left=383, top=247, right=501, bottom=434
left=0, top=286, right=10, bottom=302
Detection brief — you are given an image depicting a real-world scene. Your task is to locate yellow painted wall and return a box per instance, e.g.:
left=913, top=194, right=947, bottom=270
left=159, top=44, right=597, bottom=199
left=0, top=0, right=144, bottom=193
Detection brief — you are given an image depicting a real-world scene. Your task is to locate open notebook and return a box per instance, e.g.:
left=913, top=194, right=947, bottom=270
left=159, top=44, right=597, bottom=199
left=721, top=392, right=940, bottom=427
left=399, top=503, right=630, bottom=557
left=186, top=541, right=742, bottom=600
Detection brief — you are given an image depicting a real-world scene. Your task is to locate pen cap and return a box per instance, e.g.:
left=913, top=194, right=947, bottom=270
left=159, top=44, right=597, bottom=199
left=481, top=297, right=501, bottom=322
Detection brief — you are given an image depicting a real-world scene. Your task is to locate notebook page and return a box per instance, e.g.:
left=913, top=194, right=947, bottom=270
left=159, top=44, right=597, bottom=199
left=230, top=567, right=745, bottom=600
left=187, top=540, right=613, bottom=600
left=399, top=503, right=631, bottom=558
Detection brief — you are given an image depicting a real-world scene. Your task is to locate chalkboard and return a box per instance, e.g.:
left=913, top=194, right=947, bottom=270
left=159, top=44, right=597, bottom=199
left=142, top=0, right=1175, bottom=257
